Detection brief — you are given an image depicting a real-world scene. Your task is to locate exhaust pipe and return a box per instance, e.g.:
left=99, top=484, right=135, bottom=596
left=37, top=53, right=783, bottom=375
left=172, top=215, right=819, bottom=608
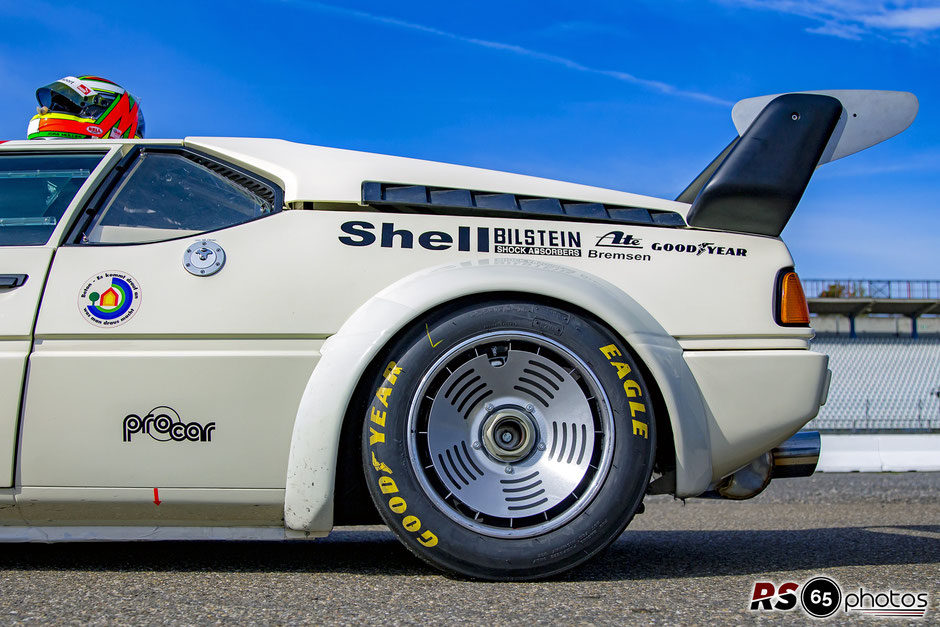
left=714, top=452, right=773, bottom=500
left=771, top=430, right=821, bottom=478
left=705, top=431, right=822, bottom=500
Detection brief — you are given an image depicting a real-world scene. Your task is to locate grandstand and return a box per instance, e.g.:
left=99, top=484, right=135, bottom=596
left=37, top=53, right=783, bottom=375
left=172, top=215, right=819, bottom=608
left=803, top=279, right=940, bottom=433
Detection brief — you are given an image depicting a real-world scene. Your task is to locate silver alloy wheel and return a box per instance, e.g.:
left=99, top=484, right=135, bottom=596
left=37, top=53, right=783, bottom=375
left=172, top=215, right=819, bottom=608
left=407, top=331, right=615, bottom=538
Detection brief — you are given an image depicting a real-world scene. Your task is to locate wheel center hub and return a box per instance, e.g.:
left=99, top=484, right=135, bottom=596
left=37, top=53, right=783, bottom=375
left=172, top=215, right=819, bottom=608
left=481, top=408, right=537, bottom=462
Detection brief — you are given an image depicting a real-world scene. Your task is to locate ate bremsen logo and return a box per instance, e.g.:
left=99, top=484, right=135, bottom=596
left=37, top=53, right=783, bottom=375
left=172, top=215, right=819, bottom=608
left=750, top=576, right=929, bottom=618
left=595, top=231, right=642, bottom=249
left=78, top=271, right=141, bottom=327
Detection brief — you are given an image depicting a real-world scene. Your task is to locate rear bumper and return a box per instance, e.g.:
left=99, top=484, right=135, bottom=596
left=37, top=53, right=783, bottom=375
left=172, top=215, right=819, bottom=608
left=683, top=349, right=830, bottom=480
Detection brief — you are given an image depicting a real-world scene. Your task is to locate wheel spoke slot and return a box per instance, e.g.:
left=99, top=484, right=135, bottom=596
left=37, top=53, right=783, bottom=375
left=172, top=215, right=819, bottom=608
left=437, top=453, right=463, bottom=490
left=461, top=441, right=485, bottom=476
left=500, top=471, right=539, bottom=484
left=445, top=449, right=470, bottom=485
left=456, top=382, right=487, bottom=414
left=462, top=389, right=493, bottom=420
left=517, top=376, right=556, bottom=399
left=507, top=498, right=549, bottom=511
left=444, top=368, right=475, bottom=399
left=451, top=444, right=478, bottom=481
left=522, top=367, right=561, bottom=391
left=502, top=480, right=542, bottom=493
left=505, top=488, right=545, bottom=502
left=512, top=385, right=550, bottom=408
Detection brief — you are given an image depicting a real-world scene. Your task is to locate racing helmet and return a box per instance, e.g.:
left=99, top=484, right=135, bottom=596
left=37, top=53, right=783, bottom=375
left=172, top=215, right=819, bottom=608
left=27, top=76, right=145, bottom=139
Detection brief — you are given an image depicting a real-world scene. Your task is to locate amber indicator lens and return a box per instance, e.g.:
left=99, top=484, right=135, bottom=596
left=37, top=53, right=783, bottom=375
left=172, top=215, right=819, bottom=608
left=780, top=271, right=810, bottom=325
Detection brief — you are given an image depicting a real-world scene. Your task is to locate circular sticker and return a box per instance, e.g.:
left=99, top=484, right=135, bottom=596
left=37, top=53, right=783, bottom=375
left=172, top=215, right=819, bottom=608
left=78, top=271, right=141, bottom=327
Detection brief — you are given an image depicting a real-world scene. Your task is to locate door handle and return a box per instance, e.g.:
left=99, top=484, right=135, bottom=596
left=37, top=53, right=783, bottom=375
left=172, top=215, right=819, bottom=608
left=0, top=274, right=28, bottom=289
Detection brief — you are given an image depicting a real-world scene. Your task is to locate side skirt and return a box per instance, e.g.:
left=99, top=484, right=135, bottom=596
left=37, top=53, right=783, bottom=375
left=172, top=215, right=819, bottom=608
left=0, top=525, right=325, bottom=542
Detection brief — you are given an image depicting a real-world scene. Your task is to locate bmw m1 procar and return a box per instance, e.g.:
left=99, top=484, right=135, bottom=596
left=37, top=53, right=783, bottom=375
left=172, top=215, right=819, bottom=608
left=0, top=90, right=917, bottom=579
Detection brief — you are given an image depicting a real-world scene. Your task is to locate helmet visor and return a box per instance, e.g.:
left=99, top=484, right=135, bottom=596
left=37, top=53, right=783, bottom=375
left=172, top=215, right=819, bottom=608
left=36, top=77, right=115, bottom=116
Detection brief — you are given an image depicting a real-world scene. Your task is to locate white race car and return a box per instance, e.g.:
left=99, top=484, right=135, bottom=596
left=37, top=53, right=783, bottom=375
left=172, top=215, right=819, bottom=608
left=0, top=90, right=917, bottom=579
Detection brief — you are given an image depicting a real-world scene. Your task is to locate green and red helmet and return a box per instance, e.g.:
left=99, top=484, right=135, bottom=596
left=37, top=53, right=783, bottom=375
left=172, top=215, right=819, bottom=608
left=27, top=75, right=145, bottom=139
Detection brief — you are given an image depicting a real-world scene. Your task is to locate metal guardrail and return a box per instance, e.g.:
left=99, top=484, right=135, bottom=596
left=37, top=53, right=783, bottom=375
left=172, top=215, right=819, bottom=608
left=803, top=279, right=940, bottom=299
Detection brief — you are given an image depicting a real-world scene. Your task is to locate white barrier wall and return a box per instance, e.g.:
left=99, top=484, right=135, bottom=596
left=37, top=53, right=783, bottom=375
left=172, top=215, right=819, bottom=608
left=817, top=434, right=940, bottom=472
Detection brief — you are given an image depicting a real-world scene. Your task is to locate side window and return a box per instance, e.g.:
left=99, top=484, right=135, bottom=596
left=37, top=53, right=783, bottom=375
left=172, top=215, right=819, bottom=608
left=0, top=152, right=105, bottom=246
left=81, top=150, right=280, bottom=244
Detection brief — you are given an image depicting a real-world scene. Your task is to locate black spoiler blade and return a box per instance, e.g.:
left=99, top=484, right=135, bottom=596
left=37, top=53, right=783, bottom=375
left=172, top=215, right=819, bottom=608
left=682, top=90, right=918, bottom=237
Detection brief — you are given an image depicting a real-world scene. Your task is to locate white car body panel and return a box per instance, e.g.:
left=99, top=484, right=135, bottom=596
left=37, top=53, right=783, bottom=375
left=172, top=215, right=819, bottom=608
left=0, top=247, right=53, bottom=487
left=20, top=338, right=319, bottom=488
left=0, top=126, right=836, bottom=537
left=184, top=137, right=690, bottom=214
left=684, top=350, right=830, bottom=478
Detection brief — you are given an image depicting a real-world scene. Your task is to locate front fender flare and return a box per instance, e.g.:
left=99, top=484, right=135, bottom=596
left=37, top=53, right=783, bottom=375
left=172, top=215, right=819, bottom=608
left=284, top=259, right=711, bottom=533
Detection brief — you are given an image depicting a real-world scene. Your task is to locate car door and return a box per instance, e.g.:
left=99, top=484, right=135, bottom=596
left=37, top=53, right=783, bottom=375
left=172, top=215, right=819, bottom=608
left=0, top=150, right=110, bottom=487
left=18, top=146, right=322, bottom=502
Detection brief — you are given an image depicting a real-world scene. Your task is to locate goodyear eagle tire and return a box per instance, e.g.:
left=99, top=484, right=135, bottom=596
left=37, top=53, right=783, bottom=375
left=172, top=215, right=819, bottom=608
left=361, top=301, right=655, bottom=580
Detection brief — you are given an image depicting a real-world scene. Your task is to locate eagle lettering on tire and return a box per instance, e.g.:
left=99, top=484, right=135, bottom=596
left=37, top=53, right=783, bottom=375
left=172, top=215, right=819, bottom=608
left=362, top=301, right=655, bottom=580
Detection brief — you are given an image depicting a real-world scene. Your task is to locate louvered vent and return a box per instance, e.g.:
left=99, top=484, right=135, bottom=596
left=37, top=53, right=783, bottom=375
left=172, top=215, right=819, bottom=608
left=362, top=182, right=685, bottom=228
left=187, top=153, right=279, bottom=211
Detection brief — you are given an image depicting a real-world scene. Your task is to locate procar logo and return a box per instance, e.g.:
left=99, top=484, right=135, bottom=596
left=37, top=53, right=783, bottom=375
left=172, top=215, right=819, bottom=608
left=750, top=577, right=929, bottom=619
left=123, top=406, right=216, bottom=443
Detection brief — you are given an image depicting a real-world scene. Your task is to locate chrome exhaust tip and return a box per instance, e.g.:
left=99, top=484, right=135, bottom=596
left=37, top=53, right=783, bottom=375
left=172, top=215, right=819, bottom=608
left=700, top=431, right=822, bottom=500
left=771, top=431, right=821, bottom=478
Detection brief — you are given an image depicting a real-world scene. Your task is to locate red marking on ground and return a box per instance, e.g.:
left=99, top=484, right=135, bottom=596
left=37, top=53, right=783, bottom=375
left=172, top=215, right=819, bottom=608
left=153, top=487, right=161, bottom=506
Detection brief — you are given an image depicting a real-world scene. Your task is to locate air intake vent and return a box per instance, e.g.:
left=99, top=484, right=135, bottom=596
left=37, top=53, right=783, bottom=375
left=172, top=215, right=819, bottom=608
left=362, top=182, right=685, bottom=228
left=187, top=153, right=279, bottom=211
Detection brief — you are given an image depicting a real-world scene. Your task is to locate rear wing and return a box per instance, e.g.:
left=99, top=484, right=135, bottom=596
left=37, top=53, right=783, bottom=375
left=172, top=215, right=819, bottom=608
left=678, top=90, right=918, bottom=237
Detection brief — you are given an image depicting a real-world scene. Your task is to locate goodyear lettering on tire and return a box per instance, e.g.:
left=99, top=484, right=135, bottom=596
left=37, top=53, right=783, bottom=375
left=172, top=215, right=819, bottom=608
left=368, top=360, right=439, bottom=548
left=599, top=345, right=648, bottom=439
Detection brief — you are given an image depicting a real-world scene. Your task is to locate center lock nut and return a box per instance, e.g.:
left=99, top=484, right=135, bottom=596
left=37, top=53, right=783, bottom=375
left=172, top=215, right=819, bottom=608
left=481, top=408, right=538, bottom=462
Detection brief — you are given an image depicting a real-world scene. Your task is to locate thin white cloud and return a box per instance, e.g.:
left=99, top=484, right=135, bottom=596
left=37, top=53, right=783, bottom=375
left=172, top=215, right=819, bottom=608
left=863, top=7, right=940, bottom=29
left=716, top=0, right=940, bottom=42
left=281, top=0, right=731, bottom=106
left=805, top=22, right=866, bottom=40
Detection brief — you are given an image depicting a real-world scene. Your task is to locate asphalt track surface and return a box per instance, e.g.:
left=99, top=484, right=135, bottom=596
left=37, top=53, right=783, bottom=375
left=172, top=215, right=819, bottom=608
left=0, top=472, right=936, bottom=625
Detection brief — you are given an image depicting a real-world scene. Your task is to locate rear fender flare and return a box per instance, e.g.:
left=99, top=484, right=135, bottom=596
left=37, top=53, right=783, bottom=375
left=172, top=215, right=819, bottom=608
left=284, top=259, right=711, bottom=532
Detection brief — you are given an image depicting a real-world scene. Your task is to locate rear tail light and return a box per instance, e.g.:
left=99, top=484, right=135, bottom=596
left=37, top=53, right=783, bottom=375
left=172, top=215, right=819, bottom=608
left=778, top=270, right=810, bottom=326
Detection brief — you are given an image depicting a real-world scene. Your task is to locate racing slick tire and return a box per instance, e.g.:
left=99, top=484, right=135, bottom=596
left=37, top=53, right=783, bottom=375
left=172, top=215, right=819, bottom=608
left=361, top=300, right=655, bottom=580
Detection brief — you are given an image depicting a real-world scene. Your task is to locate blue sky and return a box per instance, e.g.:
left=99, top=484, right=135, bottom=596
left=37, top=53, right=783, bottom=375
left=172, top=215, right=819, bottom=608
left=1, top=0, right=937, bottom=279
